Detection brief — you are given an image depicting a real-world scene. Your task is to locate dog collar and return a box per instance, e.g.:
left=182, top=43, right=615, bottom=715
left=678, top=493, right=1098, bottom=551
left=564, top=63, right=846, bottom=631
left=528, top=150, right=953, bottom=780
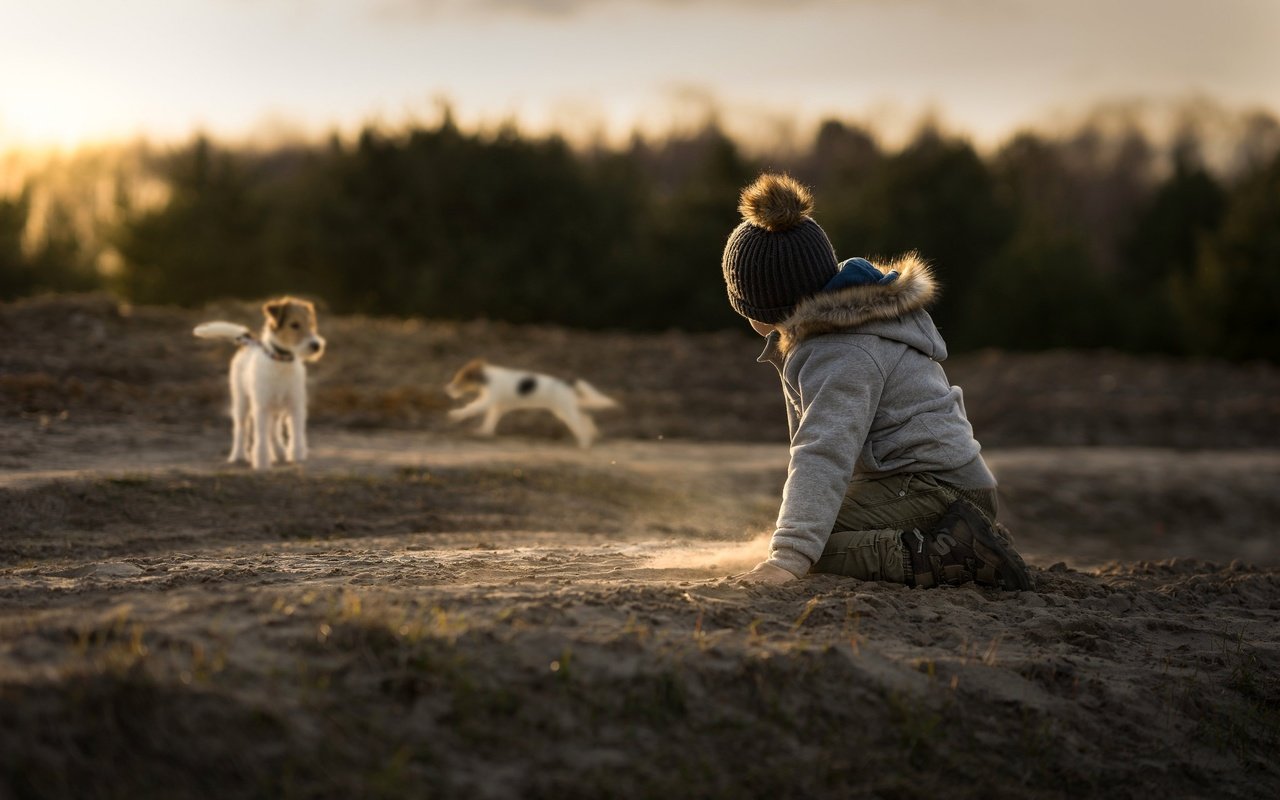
left=266, top=342, right=296, bottom=362
left=234, top=332, right=295, bottom=362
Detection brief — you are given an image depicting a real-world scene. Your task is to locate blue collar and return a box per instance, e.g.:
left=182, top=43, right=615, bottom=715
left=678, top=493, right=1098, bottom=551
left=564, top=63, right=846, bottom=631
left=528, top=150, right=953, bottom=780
left=823, top=257, right=899, bottom=292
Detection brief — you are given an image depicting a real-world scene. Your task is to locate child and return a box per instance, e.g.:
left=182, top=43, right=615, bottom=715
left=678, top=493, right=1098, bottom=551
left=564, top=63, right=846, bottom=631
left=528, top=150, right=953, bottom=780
left=722, top=173, right=1033, bottom=590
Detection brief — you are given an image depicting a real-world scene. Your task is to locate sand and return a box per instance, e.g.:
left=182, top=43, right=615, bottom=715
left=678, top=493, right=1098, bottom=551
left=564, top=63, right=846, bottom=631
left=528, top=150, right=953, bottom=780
left=0, top=295, right=1277, bottom=799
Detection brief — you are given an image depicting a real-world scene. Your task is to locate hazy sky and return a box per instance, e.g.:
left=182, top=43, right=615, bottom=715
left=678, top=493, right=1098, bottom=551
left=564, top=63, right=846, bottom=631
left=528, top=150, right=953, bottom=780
left=1, top=0, right=1277, bottom=150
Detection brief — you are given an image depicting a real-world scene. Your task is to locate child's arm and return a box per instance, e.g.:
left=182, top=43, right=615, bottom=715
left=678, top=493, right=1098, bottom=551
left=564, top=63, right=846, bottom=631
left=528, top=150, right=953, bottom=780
left=763, top=342, right=885, bottom=578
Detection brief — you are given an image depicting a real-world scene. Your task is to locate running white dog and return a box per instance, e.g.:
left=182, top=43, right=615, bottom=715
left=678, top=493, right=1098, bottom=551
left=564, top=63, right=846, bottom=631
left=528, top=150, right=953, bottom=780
left=445, top=359, right=618, bottom=448
left=193, top=297, right=326, bottom=469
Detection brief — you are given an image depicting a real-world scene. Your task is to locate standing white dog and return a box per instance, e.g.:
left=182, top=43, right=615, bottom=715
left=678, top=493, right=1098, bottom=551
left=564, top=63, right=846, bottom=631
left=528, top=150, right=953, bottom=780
left=445, top=359, right=618, bottom=448
left=194, top=297, right=326, bottom=469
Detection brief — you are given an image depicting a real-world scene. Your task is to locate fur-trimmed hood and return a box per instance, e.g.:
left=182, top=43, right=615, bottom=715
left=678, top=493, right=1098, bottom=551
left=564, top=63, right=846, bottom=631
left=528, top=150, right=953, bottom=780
left=777, top=252, right=943, bottom=357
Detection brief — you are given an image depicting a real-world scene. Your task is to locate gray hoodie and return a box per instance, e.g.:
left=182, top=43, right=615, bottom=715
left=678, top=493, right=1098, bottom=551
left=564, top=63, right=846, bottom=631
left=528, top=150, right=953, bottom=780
left=757, top=253, right=995, bottom=577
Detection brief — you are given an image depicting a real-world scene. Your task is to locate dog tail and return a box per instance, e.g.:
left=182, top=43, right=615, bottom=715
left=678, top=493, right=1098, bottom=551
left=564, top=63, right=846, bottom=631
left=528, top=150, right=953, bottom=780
left=573, top=379, right=619, bottom=410
left=193, top=321, right=252, bottom=342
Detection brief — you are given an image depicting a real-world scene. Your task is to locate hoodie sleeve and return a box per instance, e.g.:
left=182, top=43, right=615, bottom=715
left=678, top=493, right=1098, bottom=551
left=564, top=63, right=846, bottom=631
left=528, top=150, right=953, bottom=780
left=767, top=341, right=885, bottom=577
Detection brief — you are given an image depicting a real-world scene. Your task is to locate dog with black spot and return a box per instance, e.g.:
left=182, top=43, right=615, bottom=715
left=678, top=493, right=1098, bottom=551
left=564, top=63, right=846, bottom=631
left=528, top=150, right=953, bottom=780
left=444, top=359, right=618, bottom=448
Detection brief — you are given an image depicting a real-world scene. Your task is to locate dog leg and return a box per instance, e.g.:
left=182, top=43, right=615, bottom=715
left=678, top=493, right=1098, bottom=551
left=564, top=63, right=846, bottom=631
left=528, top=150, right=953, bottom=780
left=448, top=396, right=489, bottom=423
left=250, top=401, right=273, bottom=470
left=287, top=399, right=308, bottom=463
left=228, top=371, right=249, bottom=464
left=477, top=406, right=503, bottom=437
left=553, top=407, right=598, bottom=448
left=270, top=413, right=289, bottom=465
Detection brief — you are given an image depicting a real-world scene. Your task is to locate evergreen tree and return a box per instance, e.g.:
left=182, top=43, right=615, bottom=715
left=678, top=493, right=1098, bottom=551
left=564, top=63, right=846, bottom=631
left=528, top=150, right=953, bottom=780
left=962, top=228, right=1115, bottom=350
left=0, top=187, right=32, bottom=299
left=1120, top=138, right=1226, bottom=351
left=113, top=137, right=268, bottom=305
left=1176, top=152, right=1280, bottom=360
left=837, top=128, right=1014, bottom=338
left=28, top=201, right=101, bottom=294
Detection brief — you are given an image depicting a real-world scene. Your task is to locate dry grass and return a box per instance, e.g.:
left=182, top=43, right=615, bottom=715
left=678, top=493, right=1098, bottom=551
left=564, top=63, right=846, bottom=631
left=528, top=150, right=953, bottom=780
left=5, top=567, right=1277, bottom=799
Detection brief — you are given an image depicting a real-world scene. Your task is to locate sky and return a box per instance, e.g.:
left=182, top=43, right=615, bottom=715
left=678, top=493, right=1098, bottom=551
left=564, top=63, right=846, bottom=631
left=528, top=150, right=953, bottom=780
left=1, top=0, right=1278, bottom=151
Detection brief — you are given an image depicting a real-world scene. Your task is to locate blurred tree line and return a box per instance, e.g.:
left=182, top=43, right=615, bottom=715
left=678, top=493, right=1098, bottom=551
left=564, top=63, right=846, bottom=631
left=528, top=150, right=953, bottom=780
left=0, top=187, right=100, bottom=299
left=2, top=110, right=1278, bottom=360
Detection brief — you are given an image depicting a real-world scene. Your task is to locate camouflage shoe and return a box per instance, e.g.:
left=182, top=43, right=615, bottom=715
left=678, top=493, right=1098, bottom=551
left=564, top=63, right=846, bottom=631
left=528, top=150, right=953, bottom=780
left=903, top=500, right=1035, bottom=591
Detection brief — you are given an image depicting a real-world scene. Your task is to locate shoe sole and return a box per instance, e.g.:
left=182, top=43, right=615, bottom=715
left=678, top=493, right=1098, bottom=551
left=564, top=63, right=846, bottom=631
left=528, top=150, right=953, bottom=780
left=968, top=516, right=1035, bottom=591
left=992, top=522, right=1036, bottom=591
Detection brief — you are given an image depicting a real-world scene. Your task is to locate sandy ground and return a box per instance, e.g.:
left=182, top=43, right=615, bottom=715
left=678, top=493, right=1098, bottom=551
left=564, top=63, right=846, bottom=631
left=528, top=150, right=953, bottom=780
left=1, top=295, right=1278, bottom=799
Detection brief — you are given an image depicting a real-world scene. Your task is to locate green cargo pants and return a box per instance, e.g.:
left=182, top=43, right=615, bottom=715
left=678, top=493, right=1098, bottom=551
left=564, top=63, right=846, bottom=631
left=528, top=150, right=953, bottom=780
left=810, top=472, right=998, bottom=583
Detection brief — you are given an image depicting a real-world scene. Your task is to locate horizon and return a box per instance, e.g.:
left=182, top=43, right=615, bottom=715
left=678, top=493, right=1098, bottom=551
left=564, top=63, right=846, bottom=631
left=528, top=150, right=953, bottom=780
left=3, top=0, right=1278, bottom=155
left=2, top=94, right=1275, bottom=170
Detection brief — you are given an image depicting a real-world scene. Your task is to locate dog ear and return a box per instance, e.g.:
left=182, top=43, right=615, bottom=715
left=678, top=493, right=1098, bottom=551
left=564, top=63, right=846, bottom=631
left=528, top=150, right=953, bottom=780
left=459, top=358, right=488, bottom=383
left=263, top=299, right=287, bottom=328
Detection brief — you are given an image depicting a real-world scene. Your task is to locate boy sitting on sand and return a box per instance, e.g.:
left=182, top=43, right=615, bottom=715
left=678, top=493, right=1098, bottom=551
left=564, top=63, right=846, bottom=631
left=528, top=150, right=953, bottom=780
left=722, top=173, right=1033, bottom=590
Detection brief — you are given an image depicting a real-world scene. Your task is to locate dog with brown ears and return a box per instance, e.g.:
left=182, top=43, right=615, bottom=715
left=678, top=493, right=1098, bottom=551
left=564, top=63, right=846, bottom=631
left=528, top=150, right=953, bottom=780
left=194, top=297, right=326, bottom=469
left=445, top=359, right=618, bottom=448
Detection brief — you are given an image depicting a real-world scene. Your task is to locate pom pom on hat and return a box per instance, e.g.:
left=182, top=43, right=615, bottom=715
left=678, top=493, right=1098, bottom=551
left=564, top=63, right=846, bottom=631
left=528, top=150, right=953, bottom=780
left=722, top=173, right=839, bottom=323
left=738, top=173, right=814, bottom=232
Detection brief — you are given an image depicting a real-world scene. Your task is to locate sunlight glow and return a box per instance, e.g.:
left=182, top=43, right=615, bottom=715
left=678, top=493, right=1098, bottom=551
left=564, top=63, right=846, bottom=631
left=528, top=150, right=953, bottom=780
left=4, top=92, right=102, bottom=150
left=0, top=0, right=1277, bottom=152
left=0, top=58, right=136, bottom=151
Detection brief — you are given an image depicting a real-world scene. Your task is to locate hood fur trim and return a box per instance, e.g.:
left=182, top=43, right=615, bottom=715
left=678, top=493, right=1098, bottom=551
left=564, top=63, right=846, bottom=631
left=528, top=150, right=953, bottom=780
left=777, top=252, right=937, bottom=354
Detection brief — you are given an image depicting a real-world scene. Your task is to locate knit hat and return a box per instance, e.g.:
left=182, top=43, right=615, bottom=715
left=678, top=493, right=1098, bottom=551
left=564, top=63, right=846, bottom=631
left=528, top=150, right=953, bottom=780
left=721, top=173, right=839, bottom=323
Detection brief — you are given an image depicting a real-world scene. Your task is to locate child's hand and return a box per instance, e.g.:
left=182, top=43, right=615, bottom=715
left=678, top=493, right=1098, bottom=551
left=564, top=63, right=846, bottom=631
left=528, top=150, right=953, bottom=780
left=732, top=561, right=797, bottom=585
